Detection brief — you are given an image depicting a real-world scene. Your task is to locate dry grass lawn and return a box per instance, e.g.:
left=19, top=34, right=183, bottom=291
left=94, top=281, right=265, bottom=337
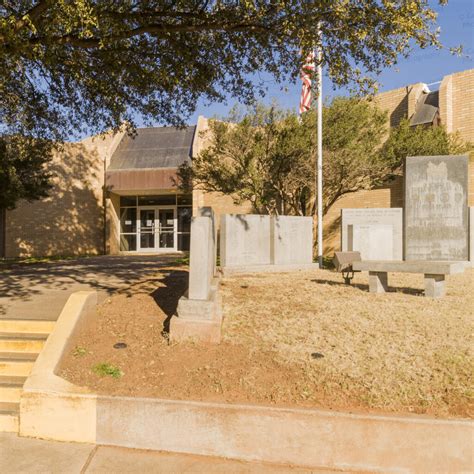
left=221, top=268, right=473, bottom=417
left=59, top=265, right=473, bottom=418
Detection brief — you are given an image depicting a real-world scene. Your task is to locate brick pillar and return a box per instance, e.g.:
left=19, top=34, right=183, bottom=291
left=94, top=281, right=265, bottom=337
left=439, top=74, right=453, bottom=133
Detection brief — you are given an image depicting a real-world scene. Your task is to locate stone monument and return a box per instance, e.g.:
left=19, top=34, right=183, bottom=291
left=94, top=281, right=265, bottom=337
left=405, top=155, right=469, bottom=261
left=341, top=208, right=403, bottom=260
left=348, top=224, right=394, bottom=260
left=220, top=214, right=271, bottom=267
left=270, top=216, right=313, bottom=265
left=220, top=214, right=318, bottom=274
left=170, top=209, right=222, bottom=343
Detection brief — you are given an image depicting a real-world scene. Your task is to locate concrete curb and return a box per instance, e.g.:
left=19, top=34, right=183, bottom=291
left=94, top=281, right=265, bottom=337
left=20, top=291, right=98, bottom=442
left=19, top=291, right=474, bottom=472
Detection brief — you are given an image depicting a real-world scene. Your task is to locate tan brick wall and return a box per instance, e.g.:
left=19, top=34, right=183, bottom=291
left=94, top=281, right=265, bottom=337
left=106, top=192, right=121, bottom=254
left=450, top=69, right=474, bottom=144
left=5, top=140, right=106, bottom=258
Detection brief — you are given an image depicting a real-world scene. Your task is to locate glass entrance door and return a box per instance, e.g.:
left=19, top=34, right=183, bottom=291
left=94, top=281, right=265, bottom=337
left=139, top=208, right=156, bottom=251
left=137, top=207, right=176, bottom=252
left=158, top=209, right=175, bottom=249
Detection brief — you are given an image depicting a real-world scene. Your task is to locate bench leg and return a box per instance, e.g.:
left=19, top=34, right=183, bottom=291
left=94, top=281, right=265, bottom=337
left=368, top=271, right=388, bottom=294
left=424, top=274, right=446, bottom=298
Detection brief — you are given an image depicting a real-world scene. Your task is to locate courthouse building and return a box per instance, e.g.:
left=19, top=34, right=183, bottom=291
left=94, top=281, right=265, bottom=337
left=1, top=68, right=473, bottom=258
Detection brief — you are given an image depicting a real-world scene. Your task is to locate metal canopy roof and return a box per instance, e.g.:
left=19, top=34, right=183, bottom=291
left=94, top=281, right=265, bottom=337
left=109, top=126, right=196, bottom=170
left=410, top=91, right=439, bottom=127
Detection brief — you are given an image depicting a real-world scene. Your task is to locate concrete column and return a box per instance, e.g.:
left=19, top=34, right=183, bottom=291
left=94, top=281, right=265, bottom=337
left=424, top=274, right=446, bottom=298
left=368, top=271, right=388, bottom=293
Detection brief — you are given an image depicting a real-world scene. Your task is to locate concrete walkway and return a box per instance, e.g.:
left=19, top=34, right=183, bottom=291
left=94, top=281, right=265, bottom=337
left=0, top=255, right=182, bottom=321
left=0, top=433, right=324, bottom=473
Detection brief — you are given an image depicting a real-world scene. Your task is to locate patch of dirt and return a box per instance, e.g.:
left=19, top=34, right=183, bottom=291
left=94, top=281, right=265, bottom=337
left=59, top=265, right=474, bottom=418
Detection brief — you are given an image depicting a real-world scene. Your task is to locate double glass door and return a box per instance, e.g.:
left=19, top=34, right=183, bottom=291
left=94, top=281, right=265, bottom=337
left=138, top=207, right=176, bottom=251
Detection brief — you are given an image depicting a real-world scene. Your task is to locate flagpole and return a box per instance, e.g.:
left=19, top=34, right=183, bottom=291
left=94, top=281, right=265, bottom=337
left=316, top=25, right=323, bottom=268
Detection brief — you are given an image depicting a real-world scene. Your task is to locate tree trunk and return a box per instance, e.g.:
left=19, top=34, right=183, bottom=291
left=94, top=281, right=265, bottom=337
left=0, top=208, right=5, bottom=258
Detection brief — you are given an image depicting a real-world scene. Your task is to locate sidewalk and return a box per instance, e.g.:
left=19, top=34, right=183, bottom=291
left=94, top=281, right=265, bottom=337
left=0, top=433, right=331, bottom=473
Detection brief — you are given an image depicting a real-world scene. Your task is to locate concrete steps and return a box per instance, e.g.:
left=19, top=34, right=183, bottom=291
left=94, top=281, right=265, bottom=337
left=0, top=320, right=54, bottom=433
left=0, top=319, right=54, bottom=335
left=0, top=402, right=19, bottom=432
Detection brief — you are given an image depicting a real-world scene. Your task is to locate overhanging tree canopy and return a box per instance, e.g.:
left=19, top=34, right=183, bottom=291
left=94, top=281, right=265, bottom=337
left=1, top=0, right=445, bottom=140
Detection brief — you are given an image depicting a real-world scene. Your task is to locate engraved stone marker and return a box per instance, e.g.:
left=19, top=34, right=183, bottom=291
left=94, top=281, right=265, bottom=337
left=271, top=216, right=313, bottom=264
left=348, top=224, right=394, bottom=260
left=220, top=214, right=271, bottom=267
left=405, top=155, right=468, bottom=261
left=341, top=208, right=402, bottom=260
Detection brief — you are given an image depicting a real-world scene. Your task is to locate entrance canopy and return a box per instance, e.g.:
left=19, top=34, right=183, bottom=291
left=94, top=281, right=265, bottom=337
left=106, top=125, right=196, bottom=193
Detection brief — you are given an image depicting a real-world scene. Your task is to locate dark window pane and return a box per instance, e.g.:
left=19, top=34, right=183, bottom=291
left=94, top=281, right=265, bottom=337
left=159, top=232, right=174, bottom=248
left=177, top=207, right=192, bottom=233
left=177, top=194, right=193, bottom=206
left=138, top=195, right=176, bottom=206
left=120, top=196, right=136, bottom=206
left=178, top=233, right=190, bottom=251
left=120, top=208, right=137, bottom=233
left=120, top=234, right=136, bottom=251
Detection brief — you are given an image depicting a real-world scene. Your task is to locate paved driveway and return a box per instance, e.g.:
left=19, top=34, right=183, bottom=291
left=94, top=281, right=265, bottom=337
left=0, top=255, right=182, bottom=321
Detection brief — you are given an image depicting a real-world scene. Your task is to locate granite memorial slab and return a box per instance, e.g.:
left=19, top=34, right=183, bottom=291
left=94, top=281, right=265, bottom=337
left=220, top=214, right=272, bottom=267
left=405, top=155, right=468, bottom=261
left=348, top=224, right=394, bottom=260
left=341, top=208, right=402, bottom=260
left=271, top=216, right=313, bottom=265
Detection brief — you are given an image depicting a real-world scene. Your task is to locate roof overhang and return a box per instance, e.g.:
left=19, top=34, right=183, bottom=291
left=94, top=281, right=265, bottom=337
left=106, top=168, right=179, bottom=193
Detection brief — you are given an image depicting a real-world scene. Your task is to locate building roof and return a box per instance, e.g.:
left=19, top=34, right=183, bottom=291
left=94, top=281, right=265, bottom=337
left=109, top=126, right=196, bottom=170
left=410, top=91, right=439, bottom=126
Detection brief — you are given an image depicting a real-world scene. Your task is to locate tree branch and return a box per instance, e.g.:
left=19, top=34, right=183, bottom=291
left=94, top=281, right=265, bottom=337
left=13, top=0, right=50, bottom=32
left=25, top=21, right=272, bottom=49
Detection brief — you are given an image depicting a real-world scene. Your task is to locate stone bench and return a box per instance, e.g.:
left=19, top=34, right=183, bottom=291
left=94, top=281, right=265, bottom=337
left=352, top=260, right=467, bottom=298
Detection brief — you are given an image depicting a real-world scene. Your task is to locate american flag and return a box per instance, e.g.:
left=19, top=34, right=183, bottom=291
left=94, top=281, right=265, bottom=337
left=299, top=51, right=315, bottom=114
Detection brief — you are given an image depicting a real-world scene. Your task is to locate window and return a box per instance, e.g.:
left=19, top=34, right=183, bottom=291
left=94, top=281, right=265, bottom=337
left=120, top=234, right=137, bottom=251
left=177, top=194, right=193, bottom=206
left=138, top=195, right=176, bottom=206
left=177, top=207, right=192, bottom=251
left=117, top=194, right=193, bottom=252
left=120, top=196, right=137, bottom=207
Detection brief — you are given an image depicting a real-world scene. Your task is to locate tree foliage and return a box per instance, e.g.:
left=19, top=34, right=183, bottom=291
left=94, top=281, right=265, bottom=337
left=180, top=105, right=314, bottom=214
left=180, top=98, right=389, bottom=215
left=381, top=119, right=472, bottom=164
left=1, top=1, right=445, bottom=140
left=0, top=136, right=53, bottom=210
left=0, top=1, right=447, bottom=209
left=182, top=99, right=471, bottom=217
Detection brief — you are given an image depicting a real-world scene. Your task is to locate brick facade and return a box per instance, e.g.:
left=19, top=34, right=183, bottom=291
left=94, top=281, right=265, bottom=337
left=4, top=69, right=473, bottom=258
left=4, top=136, right=114, bottom=258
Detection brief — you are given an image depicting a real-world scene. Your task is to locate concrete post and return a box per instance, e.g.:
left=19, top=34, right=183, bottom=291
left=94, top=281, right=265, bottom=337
left=188, top=216, right=214, bottom=301
left=424, top=274, right=446, bottom=298
left=368, top=271, right=389, bottom=293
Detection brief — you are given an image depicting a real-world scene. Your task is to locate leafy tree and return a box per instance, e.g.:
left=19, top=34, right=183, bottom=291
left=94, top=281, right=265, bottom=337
left=179, top=105, right=313, bottom=214
left=381, top=119, right=472, bottom=164
left=0, top=1, right=448, bottom=209
left=0, top=136, right=53, bottom=210
left=1, top=1, right=446, bottom=138
left=180, top=98, right=389, bottom=215
left=321, top=97, right=388, bottom=213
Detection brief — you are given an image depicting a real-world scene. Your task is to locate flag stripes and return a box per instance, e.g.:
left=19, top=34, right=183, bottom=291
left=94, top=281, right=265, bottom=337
left=299, top=51, right=315, bottom=114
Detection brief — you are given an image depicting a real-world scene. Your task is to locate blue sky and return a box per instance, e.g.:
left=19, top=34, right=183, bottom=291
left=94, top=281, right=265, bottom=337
left=184, top=0, right=473, bottom=123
